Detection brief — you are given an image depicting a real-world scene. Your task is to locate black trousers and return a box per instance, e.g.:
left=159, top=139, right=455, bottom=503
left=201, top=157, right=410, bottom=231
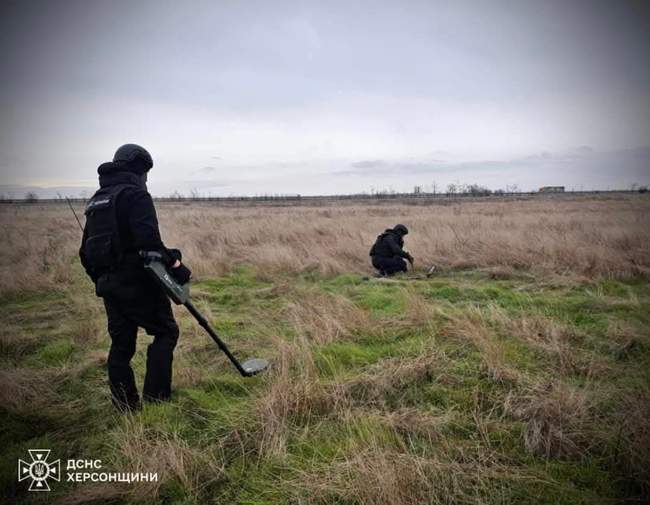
left=372, top=256, right=408, bottom=276
left=103, top=287, right=179, bottom=410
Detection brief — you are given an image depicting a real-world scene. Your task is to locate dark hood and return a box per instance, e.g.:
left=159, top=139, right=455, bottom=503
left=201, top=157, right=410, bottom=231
left=97, top=162, right=147, bottom=189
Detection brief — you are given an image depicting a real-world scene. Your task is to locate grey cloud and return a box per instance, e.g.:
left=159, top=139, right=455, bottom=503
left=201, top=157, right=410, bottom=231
left=340, top=159, right=503, bottom=177
left=0, top=1, right=648, bottom=193
left=350, top=160, right=387, bottom=169
left=524, top=152, right=553, bottom=161
left=175, top=179, right=232, bottom=188
left=0, top=184, right=95, bottom=199
left=337, top=146, right=650, bottom=182
left=192, top=166, right=218, bottom=175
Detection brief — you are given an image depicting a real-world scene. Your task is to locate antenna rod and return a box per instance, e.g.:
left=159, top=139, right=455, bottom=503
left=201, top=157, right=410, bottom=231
left=66, top=197, right=83, bottom=232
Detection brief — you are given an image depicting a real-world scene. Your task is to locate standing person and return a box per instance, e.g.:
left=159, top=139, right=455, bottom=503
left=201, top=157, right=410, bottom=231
left=79, top=144, right=192, bottom=412
left=369, top=224, right=414, bottom=276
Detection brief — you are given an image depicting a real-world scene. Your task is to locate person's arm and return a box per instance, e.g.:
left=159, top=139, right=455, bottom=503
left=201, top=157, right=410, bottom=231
left=385, top=234, right=410, bottom=259
left=127, top=190, right=167, bottom=254
left=127, top=190, right=191, bottom=282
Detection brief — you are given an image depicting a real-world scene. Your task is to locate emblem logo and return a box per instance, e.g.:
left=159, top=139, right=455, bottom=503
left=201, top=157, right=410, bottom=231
left=18, top=449, right=61, bottom=491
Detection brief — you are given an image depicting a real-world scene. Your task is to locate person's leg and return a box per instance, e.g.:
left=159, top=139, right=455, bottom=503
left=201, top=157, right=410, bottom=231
left=376, top=257, right=407, bottom=276
left=138, top=292, right=180, bottom=402
left=386, top=257, right=407, bottom=275
left=371, top=256, right=386, bottom=276
left=103, top=298, right=140, bottom=411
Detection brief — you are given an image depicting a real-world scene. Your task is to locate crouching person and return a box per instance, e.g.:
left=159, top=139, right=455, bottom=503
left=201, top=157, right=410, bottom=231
left=79, top=144, right=191, bottom=412
left=369, top=224, right=414, bottom=276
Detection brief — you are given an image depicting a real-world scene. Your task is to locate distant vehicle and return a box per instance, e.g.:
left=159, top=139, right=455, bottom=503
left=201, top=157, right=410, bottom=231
left=539, top=186, right=565, bottom=193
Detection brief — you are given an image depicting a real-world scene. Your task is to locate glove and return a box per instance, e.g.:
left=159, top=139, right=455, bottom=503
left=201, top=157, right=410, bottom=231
left=166, top=248, right=182, bottom=267
left=170, top=263, right=192, bottom=284
left=406, top=253, right=414, bottom=266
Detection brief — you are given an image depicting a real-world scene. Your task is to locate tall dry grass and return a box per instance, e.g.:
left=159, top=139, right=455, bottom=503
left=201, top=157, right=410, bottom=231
left=1, top=194, right=649, bottom=294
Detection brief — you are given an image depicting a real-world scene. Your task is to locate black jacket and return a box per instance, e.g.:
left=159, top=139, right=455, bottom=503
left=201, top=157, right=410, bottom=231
left=369, top=229, right=409, bottom=259
left=80, top=163, right=176, bottom=295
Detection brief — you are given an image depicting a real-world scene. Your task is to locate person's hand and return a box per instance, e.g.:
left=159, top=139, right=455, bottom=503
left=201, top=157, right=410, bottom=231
left=171, top=263, right=192, bottom=284
left=167, top=248, right=182, bottom=267
left=406, top=253, right=414, bottom=266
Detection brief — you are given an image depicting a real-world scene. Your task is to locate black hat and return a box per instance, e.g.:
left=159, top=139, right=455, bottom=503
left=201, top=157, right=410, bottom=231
left=113, top=144, right=153, bottom=174
left=393, top=224, right=408, bottom=235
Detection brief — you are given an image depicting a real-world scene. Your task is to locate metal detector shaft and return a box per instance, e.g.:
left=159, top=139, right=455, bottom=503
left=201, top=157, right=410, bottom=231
left=183, top=300, right=251, bottom=377
left=141, top=251, right=269, bottom=377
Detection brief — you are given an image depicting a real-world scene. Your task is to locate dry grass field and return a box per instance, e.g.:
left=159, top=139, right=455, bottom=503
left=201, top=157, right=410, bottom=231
left=3, top=194, right=650, bottom=294
left=1, top=194, right=649, bottom=504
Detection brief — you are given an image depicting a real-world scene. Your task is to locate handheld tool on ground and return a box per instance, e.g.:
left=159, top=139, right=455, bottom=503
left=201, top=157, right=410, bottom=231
left=363, top=265, right=438, bottom=282
left=139, top=251, right=269, bottom=377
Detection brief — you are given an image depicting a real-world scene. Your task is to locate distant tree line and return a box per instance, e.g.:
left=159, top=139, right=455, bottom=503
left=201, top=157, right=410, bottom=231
left=0, top=183, right=647, bottom=202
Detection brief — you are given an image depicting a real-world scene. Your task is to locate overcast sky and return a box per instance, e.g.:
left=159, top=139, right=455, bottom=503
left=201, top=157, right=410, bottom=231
left=1, top=0, right=649, bottom=197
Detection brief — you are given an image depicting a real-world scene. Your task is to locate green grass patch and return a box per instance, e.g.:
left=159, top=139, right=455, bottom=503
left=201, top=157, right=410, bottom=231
left=28, top=339, right=75, bottom=366
left=3, top=268, right=650, bottom=504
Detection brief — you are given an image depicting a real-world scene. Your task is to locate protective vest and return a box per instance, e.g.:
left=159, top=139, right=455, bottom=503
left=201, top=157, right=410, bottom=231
left=81, top=184, right=134, bottom=278
left=369, top=231, right=404, bottom=257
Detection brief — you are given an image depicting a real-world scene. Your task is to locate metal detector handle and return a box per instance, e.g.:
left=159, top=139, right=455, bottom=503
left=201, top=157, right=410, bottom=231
left=183, top=300, right=252, bottom=377
left=140, top=251, right=190, bottom=305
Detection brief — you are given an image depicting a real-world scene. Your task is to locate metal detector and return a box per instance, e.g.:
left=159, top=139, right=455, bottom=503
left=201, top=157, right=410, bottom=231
left=140, top=251, right=269, bottom=377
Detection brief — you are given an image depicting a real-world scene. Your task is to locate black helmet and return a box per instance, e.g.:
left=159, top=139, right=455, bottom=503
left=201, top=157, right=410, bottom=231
left=113, top=144, right=153, bottom=173
left=393, top=224, right=408, bottom=235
